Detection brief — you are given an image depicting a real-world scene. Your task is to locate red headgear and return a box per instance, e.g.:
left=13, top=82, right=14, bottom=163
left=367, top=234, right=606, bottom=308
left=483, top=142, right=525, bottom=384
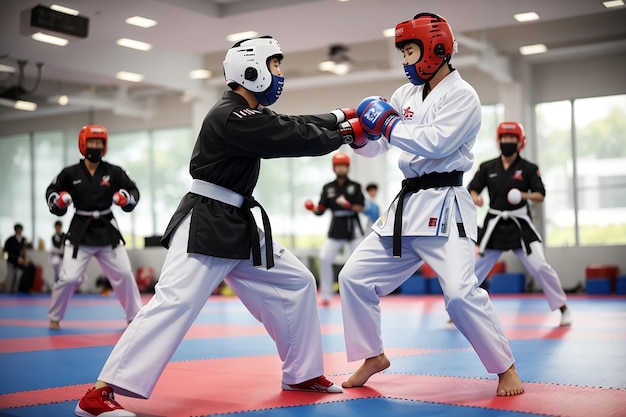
left=395, top=13, right=455, bottom=85
left=332, top=152, right=350, bottom=167
left=497, top=121, right=526, bottom=152
left=78, top=125, right=108, bottom=157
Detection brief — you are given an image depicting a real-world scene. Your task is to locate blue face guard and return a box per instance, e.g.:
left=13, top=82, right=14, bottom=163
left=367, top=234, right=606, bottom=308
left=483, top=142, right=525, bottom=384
left=254, top=74, right=285, bottom=106
left=403, top=64, right=428, bottom=86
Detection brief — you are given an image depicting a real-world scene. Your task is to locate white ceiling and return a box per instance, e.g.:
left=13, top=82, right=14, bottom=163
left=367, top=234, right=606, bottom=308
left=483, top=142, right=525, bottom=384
left=0, top=0, right=625, bottom=121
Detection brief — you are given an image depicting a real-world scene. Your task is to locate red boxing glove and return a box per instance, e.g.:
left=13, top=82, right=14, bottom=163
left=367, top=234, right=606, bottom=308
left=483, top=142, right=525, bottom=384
left=331, top=107, right=357, bottom=123
left=339, top=107, right=357, bottom=120
left=339, top=118, right=368, bottom=149
left=113, top=189, right=130, bottom=206
left=56, top=192, right=72, bottom=209
left=304, top=199, right=315, bottom=211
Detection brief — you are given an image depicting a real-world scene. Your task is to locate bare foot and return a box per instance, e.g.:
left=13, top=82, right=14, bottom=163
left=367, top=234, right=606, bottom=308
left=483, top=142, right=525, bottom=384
left=497, top=364, right=524, bottom=396
left=49, top=320, right=60, bottom=330
left=342, top=353, right=390, bottom=388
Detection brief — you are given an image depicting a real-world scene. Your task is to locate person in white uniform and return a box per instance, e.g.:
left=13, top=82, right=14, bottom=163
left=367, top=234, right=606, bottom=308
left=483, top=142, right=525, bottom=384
left=468, top=121, right=572, bottom=326
left=75, top=36, right=372, bottom=417
left=46, top=125, right=142, bottom=331
left=338, top=13, right=524, bottom=396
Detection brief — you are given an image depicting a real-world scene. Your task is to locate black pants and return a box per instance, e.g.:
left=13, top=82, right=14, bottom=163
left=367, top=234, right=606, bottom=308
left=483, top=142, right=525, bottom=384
left=17, top=263, right=36, bottom=293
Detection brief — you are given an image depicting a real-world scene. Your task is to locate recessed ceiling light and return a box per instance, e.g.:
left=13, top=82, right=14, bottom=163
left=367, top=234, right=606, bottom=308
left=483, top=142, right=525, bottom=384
left=117, top=38, right=153, bottom=51
left=513, top=12, right=540, bottom=22
left=519, top=44, right=547, bottom=55
left=50, top=4, right=79, bottom=15
left=226, top=31, right=259, bottom=43
left=32, top=32, right=69, bottom=46
left=382, top=28, right=395, bottom=38
left=189, top=69, right=212, bottom=80
left=14, top=100, right=38, bottom=111
left=125, top=16, right=158, bottom=28
left=58, top=95, right=69, bottom=106
left=116, top=71, right=144, bottom=82
left=603, top=0, right=624, bottom=8
left=0, top=64, right=16, bottom=73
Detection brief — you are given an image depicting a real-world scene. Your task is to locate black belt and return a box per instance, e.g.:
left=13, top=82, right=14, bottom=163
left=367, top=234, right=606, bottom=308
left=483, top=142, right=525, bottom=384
left=393, top=171, right=463, bottom=257
left=243, top=197, right=275, bottom=269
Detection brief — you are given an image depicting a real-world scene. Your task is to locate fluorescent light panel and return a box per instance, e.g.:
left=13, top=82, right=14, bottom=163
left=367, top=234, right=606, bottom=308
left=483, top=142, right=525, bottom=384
left=513, top=12, right=540, bottom=22
left=14, top=100, right=38, bottom=111
left=50, top=4, right=79, bottom=15
left=117, top=38, right=153, bottom=51
left=189, top=69, right=212, bottom=79
left=226, top=31, right=259, bottom=42
left=0, top=64, right=16, bottom=73
left=382, top=28, right=395, bottom=38
left=32, top=32, right=69, bottom=46
left=603, top=0, right=624, bottom=8
left=125, top=16, right=157, bottom=28
left=519, top=43, right=547, bottom=55
left=116, top=71, right=144, bottom=82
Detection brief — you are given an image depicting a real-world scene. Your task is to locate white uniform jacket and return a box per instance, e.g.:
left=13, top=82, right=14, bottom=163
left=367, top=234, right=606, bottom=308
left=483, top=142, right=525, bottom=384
left=355, top=70, right=480, bottom=242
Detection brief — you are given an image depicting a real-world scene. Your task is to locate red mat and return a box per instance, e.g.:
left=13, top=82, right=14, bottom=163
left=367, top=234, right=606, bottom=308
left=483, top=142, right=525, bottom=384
left=2, top=350, right=624, bottom=417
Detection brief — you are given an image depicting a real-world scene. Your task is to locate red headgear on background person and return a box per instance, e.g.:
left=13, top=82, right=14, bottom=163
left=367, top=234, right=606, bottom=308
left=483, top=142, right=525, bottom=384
left=497, top=121, right=526, bottom=152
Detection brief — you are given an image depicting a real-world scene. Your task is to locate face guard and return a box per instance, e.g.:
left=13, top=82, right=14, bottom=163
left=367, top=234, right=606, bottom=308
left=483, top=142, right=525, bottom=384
left=223, top=36, right=285, bottom=106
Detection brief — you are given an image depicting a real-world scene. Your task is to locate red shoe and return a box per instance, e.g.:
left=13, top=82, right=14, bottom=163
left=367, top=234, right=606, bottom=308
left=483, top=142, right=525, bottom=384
left=282, top=375, right=342, bottom=393
left=74, top=386, right=136, bottom=417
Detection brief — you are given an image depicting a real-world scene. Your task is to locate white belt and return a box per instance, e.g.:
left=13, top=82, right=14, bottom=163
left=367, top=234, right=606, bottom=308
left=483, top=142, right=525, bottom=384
left=479, top=206, right=541, bottom=255
left=75, top=208, right=112, bottom=219
left=333, top=210, right=354, bottom=217
left=190, top=179, right=244, bottom=208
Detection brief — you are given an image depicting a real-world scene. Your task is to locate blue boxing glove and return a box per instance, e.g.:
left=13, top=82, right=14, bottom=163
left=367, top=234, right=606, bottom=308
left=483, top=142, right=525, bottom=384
left=358, top=99, right=400, bottom=139
left=356, top=96, right=387, bottom=118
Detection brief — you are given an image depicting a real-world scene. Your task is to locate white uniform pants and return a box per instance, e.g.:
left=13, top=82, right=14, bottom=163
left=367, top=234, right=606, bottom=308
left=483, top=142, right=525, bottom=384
left=319, top=237, right=362, bottom=302
left=339, top=224, right=515, bottom=375
left=476, top=242, right=567, bottom=311
left=98, top=213, right=325, bottom=399
left=48, top=244, right=142, bottom=322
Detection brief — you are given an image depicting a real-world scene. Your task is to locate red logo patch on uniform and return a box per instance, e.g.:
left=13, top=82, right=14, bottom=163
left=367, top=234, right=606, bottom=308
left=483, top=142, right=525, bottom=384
left=403, top=106, right=414, bottom=120
left=100, top=175, right=111, bottom=187
left=428, top=217, right=437, bottom=227
left=512, top=170, right=523, bottom=180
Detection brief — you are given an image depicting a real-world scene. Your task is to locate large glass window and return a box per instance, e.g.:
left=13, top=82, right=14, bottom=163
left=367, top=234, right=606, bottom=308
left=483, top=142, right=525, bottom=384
left=536, top=94, right=626, bottom=246
left=34, top=131, right=66, bottom=249
left=0, top=134, right=33, bottom=245
left=151, top=127, right=194, bottom=235
left=0, top=126, right=194, bottom=250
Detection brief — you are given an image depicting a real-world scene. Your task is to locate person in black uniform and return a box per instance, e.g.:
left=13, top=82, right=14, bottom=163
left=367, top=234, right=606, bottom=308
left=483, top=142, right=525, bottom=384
left=468, top=121, right=571, bottom=326
left=49, top=220, right=66, bottom=286
left=3, top=223, right=35, bottom=293
left=75, top=36, right=372, bottom=417
left=46, top=125, right=143, bottom=331
left=305, top=152, right=365, bottom=305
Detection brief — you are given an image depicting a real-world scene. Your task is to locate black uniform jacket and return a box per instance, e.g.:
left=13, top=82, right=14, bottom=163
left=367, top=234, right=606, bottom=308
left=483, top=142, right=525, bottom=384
left=468, top=155, right=545, bottom=250
left=3, top=236, right=30, bottom=266
left=317, top=178, right=365, bottom=239
left=46, top=160, right=140, bottom=249
left=161, top=91, right=344, bottom=261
